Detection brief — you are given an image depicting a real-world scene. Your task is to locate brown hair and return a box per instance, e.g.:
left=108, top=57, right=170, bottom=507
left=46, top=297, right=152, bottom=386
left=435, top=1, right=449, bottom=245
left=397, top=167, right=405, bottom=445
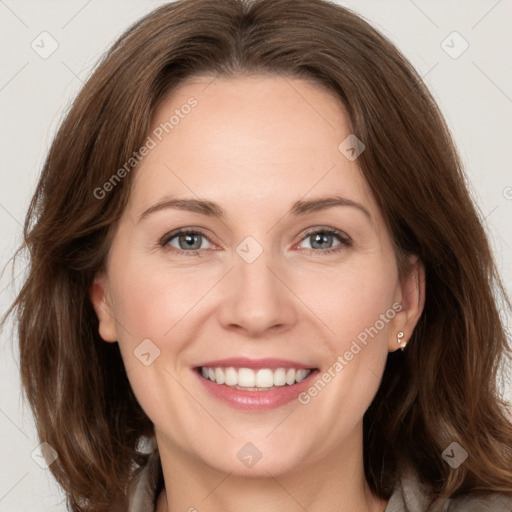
left=3, top=0, right=512, bottom=510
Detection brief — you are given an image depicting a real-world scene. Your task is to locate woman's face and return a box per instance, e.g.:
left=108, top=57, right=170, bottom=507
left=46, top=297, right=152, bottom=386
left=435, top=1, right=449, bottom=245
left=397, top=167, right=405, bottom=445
left=91, top=74, right=423, bottom=476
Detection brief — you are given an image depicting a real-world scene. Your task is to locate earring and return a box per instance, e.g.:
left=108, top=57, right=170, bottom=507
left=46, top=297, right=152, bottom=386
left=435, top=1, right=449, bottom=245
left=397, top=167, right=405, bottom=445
left=397, top=331, right=406, bottom=351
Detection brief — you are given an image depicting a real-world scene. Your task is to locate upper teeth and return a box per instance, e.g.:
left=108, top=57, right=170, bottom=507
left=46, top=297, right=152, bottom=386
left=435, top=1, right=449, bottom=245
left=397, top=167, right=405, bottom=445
left=200, top=367, right=311, bottom=388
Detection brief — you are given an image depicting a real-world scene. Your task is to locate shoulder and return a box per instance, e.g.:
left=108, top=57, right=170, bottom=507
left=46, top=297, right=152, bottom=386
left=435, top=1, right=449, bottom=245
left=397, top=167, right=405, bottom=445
left=448, top=491, right=512, bottom=511
left=385, top=469, right=512, bottom=512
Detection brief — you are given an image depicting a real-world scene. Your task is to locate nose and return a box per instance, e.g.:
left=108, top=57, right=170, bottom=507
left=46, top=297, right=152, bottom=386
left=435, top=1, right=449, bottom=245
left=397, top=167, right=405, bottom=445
left=217, top=250, right=298, bottom=338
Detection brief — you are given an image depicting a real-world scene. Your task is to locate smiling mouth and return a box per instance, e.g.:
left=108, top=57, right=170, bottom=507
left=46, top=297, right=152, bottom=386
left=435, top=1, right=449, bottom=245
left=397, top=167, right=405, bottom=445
left=196, top=366, right=318, bottom=391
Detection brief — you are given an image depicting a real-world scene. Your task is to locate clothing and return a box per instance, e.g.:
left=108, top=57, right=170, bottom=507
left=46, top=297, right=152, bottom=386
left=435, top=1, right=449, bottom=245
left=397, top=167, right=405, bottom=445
left=128, top=450, right=512, bottom=512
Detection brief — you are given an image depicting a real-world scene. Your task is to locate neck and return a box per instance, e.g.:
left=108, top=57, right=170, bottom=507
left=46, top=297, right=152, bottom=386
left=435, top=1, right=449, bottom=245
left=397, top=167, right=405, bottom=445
left=155, top=423, right=388, bottom=512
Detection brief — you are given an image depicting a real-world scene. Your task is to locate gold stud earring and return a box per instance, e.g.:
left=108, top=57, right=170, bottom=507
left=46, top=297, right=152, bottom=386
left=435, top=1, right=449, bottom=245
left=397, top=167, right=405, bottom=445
left=397, top=331, right=406, bottom=351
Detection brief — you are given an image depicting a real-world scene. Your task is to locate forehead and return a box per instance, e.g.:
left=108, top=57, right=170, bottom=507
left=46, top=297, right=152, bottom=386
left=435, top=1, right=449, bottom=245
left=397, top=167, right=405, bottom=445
left=129, top=74, right=377, bottom=220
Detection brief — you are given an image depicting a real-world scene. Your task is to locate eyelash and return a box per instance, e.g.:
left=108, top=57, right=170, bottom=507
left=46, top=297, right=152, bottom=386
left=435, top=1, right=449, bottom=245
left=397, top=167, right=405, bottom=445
left=159, top=227, right=352, bottom=257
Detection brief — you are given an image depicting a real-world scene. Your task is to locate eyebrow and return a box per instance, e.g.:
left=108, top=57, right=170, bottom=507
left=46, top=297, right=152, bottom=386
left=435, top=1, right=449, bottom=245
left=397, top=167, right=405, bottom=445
left=139, top=195, right=372, bottom=223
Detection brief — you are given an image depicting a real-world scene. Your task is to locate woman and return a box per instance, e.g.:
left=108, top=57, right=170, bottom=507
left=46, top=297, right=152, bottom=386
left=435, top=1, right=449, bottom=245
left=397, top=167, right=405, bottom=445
left=5, top=0, right=512, bottom=510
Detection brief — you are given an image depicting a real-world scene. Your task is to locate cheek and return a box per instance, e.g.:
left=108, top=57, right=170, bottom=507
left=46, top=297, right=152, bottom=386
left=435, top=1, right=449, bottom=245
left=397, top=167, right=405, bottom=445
left=302, top=258, right=397, bottom=347
left=110, top=260, right=208, bottom=340
left=298, top=257, right=396, bottom=406
left=327, top=261, right=396, bottom=374
left=293, top=264, right=396, bottom=445
left=107, top=263, right=201, bottom=425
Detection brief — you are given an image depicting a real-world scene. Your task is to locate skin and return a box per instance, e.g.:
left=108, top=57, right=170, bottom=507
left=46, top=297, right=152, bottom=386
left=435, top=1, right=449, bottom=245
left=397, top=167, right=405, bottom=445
left=90, top=74, right=425, bottom=512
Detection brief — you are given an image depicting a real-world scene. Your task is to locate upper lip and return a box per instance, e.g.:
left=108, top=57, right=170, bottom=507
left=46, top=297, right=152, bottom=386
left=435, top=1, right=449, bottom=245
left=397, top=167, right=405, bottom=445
left=195, top=357, right=316, bottom=370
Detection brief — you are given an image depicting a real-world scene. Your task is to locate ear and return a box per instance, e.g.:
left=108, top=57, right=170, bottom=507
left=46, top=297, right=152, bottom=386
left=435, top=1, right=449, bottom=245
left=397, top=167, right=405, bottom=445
left=89, top=272, right=118, bottom=343
left=388, top=254, right=425, bottom=352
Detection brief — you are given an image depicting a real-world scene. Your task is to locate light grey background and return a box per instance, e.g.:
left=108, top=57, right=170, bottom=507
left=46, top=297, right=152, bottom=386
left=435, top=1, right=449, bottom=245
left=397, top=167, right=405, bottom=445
left=1, top=1, right=511, bottom=510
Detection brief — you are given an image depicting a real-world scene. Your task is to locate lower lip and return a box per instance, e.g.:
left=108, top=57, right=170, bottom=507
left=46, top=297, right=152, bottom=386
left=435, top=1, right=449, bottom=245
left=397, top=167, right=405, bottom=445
left=195, top=368, right=318, bottom=411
